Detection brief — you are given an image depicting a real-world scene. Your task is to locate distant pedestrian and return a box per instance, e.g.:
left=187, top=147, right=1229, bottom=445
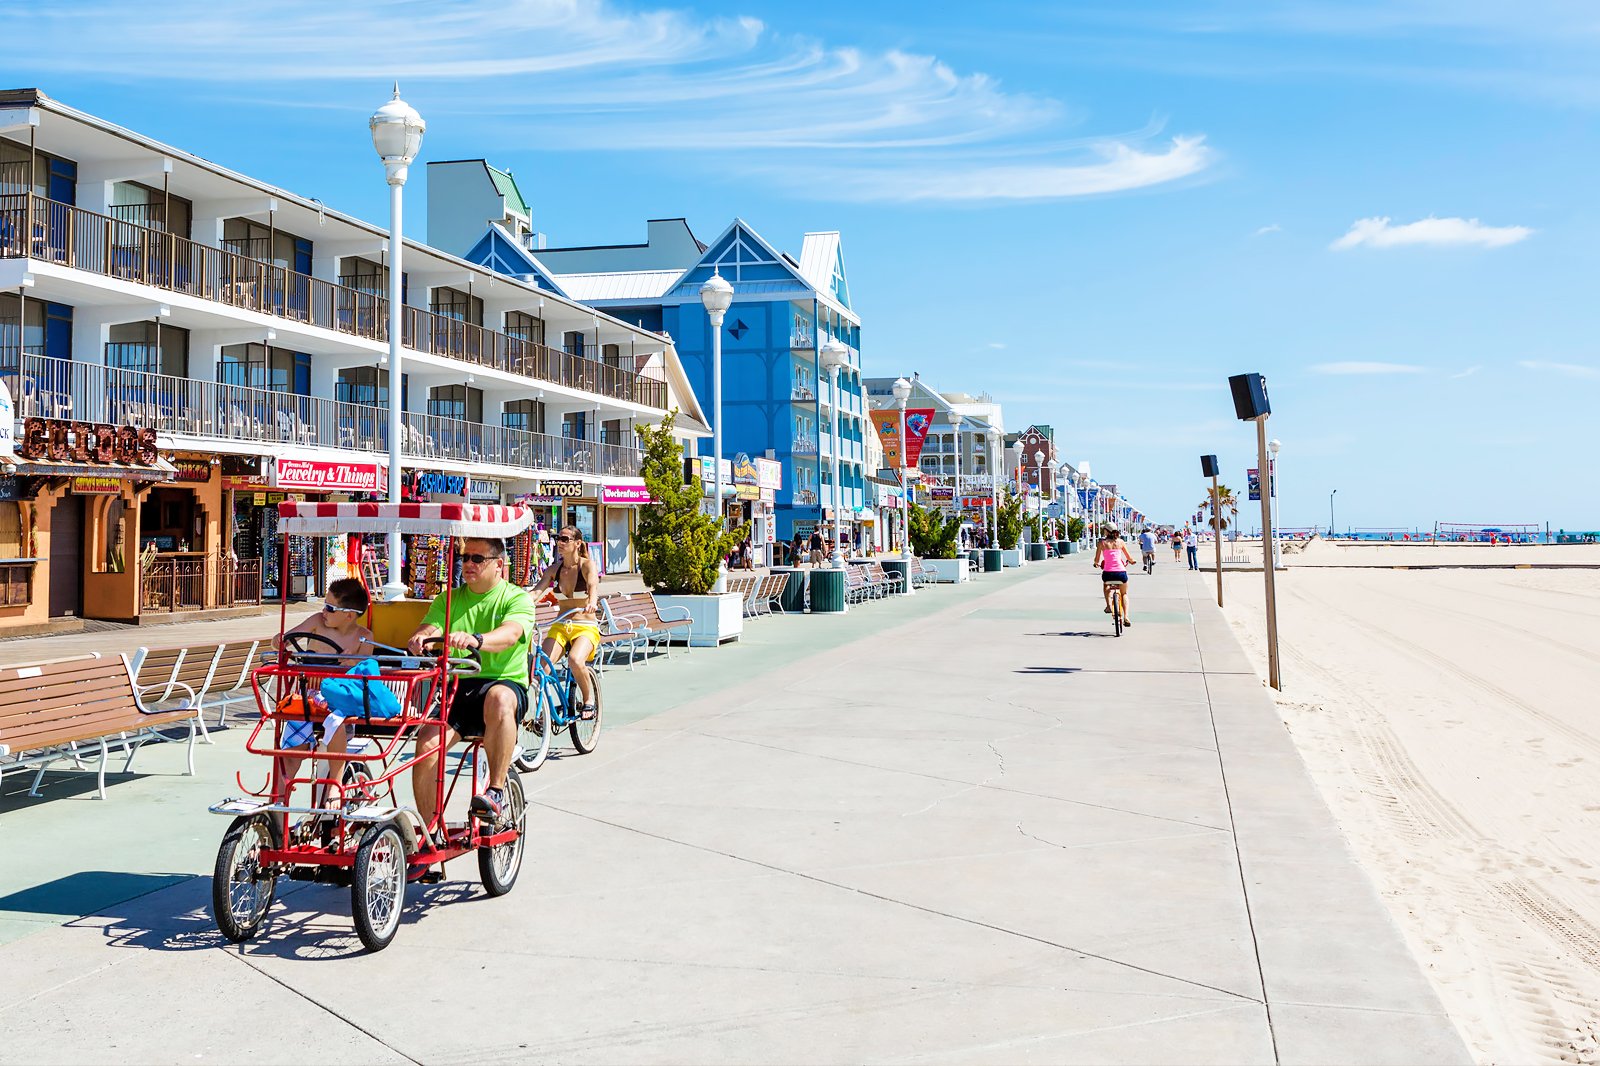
left=808, top=529, right=825, bottom=566
left=789, top=532, right=804, bottom=567
left=1184, top=527, right=1199, bottom=570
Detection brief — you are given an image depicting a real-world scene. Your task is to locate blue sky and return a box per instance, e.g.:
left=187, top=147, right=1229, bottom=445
left=5, top=0, right=1599, bottom=529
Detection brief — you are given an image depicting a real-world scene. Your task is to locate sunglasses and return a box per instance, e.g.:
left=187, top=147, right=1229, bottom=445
left=555, top=535, right=576, bottom=543
left=322, top=603, right=362, bottom=614
left=461, top=553, right=502, bottom=565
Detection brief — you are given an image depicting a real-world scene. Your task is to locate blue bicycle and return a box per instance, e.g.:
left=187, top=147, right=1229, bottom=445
left=514, top=611, right=604, bottom=772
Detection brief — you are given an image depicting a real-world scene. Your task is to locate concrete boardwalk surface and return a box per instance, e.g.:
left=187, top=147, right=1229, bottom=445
left=0, top=559, right=1467, bottom=1064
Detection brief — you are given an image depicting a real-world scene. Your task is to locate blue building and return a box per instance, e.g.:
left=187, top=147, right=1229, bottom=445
left=429, top=166, right=868, bottom=554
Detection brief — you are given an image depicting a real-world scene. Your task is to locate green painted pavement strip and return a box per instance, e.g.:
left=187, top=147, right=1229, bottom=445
left=966, top=607, right=1194, bottom=624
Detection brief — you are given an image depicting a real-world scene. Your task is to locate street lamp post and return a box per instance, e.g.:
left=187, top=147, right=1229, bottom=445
left=820, top=339, right=850, bottom=567
left=370, top=85, right=425, bottom=602
left=699, top=271, right=734, bottom=592
left=1009, top=441, right=1024, bottom=548
left=892, top=376, right=912, bottom=558
left=1033, top=449, right=1045, bottom=544
left=1268, top=437, right=1282, bottom=570
left=1329, top=488, right=1338, bottom=538
left=986, top=428, right=1000, bottom=546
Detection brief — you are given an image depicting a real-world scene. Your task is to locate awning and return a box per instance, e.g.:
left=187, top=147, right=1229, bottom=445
left=12, top=455, right=178, bottom=482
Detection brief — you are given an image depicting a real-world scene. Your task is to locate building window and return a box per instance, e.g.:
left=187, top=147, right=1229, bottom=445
left=106, top=322, right=187, bottom=377
left=109, top=181, right=192, bottom=237
left=218, top=344, right=310, bottom=395
left=562, top=412, right=588, bottom=439
left=504, top=310, right=545, bottom=346
left=427, top=384, right=483, bottom=422
left=503, top=399, right=545, bottom=434
left=430, top=287, right=483, bottom=325
left=336, top=367, right=407, bottom=409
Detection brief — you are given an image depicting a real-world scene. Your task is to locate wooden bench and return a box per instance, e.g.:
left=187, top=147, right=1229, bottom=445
left=910, top=560, right=937, bottom=588
left=131, top=639, right=267, bottom=730
left=862, top=562, right=905, bottom=596
left=601, top=593, right=693, bottom=660
left=0, top=654, right=205, bottom=801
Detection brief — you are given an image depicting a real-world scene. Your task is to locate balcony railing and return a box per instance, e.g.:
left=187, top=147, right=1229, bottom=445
left=790, top=333, right=815, bottom=350
left=140, top=554, right=206, bottom=613
left=0, top=193, right=668, bottom=410
left=5, top=354, right=642, bottom=480
left=790, top=383, right=815, bottom=402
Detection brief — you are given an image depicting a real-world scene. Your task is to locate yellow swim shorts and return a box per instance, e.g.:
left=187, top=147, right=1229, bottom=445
left=546, top=620, right=601, bottom=661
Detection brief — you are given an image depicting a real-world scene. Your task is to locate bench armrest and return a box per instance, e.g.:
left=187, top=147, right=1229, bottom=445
left=653, top=603, right=693, bottom=622
left=137, top=679, right=198, bottom=714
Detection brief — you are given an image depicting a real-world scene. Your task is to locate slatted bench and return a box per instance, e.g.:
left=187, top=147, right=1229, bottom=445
left=862, top=562, right=905, bottom=596
left=601, top=593, right=693, bottom=659
left=0, top=654, right=204, bottom=801
left=751, top=573, right=789, bottom=616
left=910, top=560, right=938, bottom=588
left=131, top=638, right=267, bottom=730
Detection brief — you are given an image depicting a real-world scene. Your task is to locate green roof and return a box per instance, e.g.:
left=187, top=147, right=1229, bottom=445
left=487, top=164, right=529, bottom=221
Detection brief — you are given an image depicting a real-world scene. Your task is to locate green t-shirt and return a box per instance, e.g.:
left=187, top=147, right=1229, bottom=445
left=420, top=580, right=537, bottom=684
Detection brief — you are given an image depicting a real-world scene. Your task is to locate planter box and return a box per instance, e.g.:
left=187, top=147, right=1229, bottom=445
left=1001, top=549, right=1024, bottom=567
left=921, top=557, right=969, bottom=583
left=652, top=593, right=743, bottom=647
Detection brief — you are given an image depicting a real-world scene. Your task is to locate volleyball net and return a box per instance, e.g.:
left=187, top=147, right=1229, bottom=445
left=1432, top=522, right=1543, bottom=543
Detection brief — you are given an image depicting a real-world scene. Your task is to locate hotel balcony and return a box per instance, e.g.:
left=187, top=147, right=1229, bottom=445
left=4, top=353, right=642, bottom=479
left=0, top=193, right=667, bottom=410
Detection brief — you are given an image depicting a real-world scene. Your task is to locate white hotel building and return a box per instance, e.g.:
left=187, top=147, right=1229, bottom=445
left=0, top=89, right=707, bottom=632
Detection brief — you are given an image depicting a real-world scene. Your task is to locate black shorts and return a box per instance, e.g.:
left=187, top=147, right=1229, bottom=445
left=447, top=677, right=529, bottom=738
left=1101, top=572, right=1129, bottom=584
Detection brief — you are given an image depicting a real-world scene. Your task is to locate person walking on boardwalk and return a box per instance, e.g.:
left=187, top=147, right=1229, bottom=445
left=1184, top=527, right=1199, bottom=570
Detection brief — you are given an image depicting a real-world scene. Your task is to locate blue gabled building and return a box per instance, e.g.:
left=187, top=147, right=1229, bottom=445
left=429, top=164, right=868, bottom=553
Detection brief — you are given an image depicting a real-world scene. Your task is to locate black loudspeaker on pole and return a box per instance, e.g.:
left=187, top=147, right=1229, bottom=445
left=1228, top=373, right=1271, bottom=421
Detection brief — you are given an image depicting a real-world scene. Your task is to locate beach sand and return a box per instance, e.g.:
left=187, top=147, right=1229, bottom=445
left=1218, top=542, right=1600, bottom=1065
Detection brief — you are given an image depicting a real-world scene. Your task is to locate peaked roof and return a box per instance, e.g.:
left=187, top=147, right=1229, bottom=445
left=461, top=224, right=568, bottom=296
left=661, top=218, right=812, bottom=300
left=799, top=231, right=851, bottom=311
left=486, top=165, right=529, bottom=221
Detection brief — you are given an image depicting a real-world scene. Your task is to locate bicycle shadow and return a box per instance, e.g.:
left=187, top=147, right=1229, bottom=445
left=1014, top=666, right=1085, bottom=675
left=1026, top=630, right=1120, bottom=639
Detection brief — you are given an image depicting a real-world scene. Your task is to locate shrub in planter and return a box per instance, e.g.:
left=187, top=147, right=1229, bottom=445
left=1067, top=516, right=1086, bottom=542
left=997, top=491, right=1023, bottom=551
left=908, top=499, right=961, bottom=558
left=633, top=412, right=746, bottom=595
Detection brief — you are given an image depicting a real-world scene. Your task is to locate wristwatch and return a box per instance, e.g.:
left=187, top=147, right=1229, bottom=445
left=472, top=633, right=486, bottom=650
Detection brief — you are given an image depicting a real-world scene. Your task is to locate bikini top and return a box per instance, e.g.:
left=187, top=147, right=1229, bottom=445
left=553, top=559, right=590, bottom=596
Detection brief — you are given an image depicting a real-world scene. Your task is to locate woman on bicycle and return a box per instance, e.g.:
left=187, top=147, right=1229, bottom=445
left=1093, top=528, right=1135, bottom=626
left=530, top=525, right=601, bottom=719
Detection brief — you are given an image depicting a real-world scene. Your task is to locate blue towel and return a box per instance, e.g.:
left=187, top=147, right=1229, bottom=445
left=319, top=658, right=403, bottom=719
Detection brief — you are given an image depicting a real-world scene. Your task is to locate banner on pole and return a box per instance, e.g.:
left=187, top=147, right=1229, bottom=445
left=1247, top=468, right=1261, bottom=502
left=869, top=408, right=936, bottom=469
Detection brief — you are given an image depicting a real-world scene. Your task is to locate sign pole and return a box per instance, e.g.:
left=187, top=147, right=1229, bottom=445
left=1255, top=416, right=1282, bottom=689
left=1211, top=473, right=1223, bottom=608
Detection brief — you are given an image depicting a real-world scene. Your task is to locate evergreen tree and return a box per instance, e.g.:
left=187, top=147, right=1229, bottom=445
left=633, top=412, right=747, bottom=594
left=907, top=499, right=961, bottom=558
left=997, top=490, right=1023, bottom=550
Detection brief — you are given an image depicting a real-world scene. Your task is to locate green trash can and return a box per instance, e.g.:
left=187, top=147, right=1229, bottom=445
left=880, top=558, right=911, bottom=594
left=809, top=567, right=846, bottom=613
left=982, top=548, right=1004, bottom=573
left=1027, top=543, right=1048, bottom=562
left=774, top=567, right=808, bottom=613
left=1066, top=541, right=1079, bottom=554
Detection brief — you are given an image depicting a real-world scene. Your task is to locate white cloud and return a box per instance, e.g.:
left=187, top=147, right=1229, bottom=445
left=1518, top=360, right=1600, bottom=380
left=1330, top=216, right=1533, bottom=250
left=985, top=342, right=1008, bottom=350
left=1450, top=366, right=1481, bottom=379
left=1254, top=224, right=1282, bottom=236
left=0, top=0, right=1217, bottom=205
left=1310, top=361, right=1426, bottom=375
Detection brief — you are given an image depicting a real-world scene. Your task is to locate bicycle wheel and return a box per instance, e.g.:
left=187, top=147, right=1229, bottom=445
left=212, top=814, right=280, bottom=942
left=477, top=772, right=527, bottom=897
left=568, top=667, right=602, bottom=754
left=513, top=682, right=552, bottom=773
left=1112, top=590, right=1124, bottom=637
left=351, top=822, right=407, bottom=952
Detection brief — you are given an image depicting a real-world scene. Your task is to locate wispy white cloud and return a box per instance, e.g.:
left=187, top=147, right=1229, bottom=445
left=1253, top=223, right=1282, bottom=236
left=1310, top=361, right=1426, bottom=375
left=985, top=342, right=1008, bottom=350
left=1331, top=216, right=1533, bottom=250
left=1519, top=360, right=1600, bottom=380
left=1450, top=366, right=1481, bottom=379
left=0, top=0, right=1216, bottom=204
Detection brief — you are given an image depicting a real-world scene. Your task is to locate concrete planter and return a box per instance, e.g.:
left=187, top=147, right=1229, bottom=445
left=921, top=557, right=970, bottom=583
left=1026, top=543, right=1048, bottom=562
left=1001, top=549, right=1024, bottom=567
left=652, top=593, right=744, bottom=647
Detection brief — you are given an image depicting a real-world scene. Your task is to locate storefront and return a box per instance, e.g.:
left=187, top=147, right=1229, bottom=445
left=243, top=456, right=386, bottom=600
left=598, top=481, right=651, bottom=575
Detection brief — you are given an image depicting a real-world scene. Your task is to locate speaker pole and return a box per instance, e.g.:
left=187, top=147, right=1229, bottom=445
left=1255, top=415, right=1282, bottom=690
left=1212, top=473, right=1224, bottom=608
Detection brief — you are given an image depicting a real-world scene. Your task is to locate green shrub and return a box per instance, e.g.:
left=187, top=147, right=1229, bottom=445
left=1067, top=516, right=1086, bottom=542
left=907, top=499, right=961, bottom=558
left=633, top=413, right=747, bottom=594
left=998, top=490, right=1023, bottom=550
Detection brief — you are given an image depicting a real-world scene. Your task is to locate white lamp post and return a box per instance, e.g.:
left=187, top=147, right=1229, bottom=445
left=892, top=376, right=912, bottom=558
left=1079, top=461, right=1091, bottom=544
left=1033, top=448, right=1045, bottom=543
left=370, top=84, right=425, bottom=602
left=820, top=338, right=850, bottom=567
left=986, top=427, right=1000, bottom=546
left=1268, top=436, right=1282, bottom=570
left=699, top=271, right=734, bottom=592
left=1009, top=440, right=1024, bottom=547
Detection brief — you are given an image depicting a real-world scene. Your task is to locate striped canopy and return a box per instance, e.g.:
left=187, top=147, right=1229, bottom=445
left=276, top=501, right=537, bottom=538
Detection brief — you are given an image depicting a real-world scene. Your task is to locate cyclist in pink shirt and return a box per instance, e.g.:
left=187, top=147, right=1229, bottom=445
left=1093, top=528, right=1136, bottom=625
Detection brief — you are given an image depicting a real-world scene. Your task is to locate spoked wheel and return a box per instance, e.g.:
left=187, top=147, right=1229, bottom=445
left=477, top=773, right=527, bottom=897
left=1112, top=591, right=1124, bottom=637
left=213, top=814, right=280, bottom=942
left=513, top=685, right=552, bottom=772
left=351, top=822, right=407, bottom=952
left=568, top=668, right=602, bottom=754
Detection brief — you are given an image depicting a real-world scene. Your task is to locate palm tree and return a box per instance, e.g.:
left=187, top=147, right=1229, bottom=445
left=1198, top=484, right=1237, bottom=530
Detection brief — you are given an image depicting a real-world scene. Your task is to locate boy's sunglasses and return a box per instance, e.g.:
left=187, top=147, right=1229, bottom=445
left=322, top=603, right=362, bottom=614
left=461, top=553, right=502, bottom=565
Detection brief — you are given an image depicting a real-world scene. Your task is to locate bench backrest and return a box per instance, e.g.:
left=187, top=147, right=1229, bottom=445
left=174, top=644, right=225, bottom=690
left=133, top=647, right=184, bottom=703
left=605, top=592, right=662, bottom=629
left=0, top=654, right=142, bottom=757
left=208, top=640, right=263, bottom=697
left=845, top=567, right=868, bottom=588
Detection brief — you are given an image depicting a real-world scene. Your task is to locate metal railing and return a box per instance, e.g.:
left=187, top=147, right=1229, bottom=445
left=141, top=555, right=207, bottom=612
left=0, top=193, right=668, bottom=409
left=790, top=383, right=815, bottom=402
left=4, top=354, right=643, bottom=480
left=217, top=555, right=263, bottom=607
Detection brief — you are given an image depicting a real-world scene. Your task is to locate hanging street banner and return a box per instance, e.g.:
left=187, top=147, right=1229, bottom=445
left=870, top=408, right=937, bottom=469
left=1248, top=468, right=1261, bottom=501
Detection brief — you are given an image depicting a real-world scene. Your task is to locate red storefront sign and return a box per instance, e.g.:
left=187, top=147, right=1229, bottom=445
left=961, top=496, right=994, bottom=508
left=273, top=459, right=387, bottom=493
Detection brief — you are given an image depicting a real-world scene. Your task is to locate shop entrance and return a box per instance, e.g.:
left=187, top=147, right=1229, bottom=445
left=605, top=509, right=631, bottom=574
left=48, top=494, right=85, bottom=617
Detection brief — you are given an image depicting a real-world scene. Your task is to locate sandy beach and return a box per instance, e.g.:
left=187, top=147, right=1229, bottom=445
left=1217, top=540, right=1600, bottom=1065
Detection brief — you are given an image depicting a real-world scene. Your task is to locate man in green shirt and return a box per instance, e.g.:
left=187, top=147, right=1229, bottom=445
left=406, top=536, right=538, bottom=833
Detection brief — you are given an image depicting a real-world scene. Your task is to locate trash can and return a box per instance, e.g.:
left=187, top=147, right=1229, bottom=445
left=982, top=548, right=1004, bottom=573
left=1027, top=543, right=1047, bottom=562
left=966, top=549, right=982, bottom=570
left=809, top=567, right=846, bottom=613
left=880, top=558, right=911, bottom=594
left=1066, top=541, right=1078, bottom=554
left=773, top=567, right=808, bottom=613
